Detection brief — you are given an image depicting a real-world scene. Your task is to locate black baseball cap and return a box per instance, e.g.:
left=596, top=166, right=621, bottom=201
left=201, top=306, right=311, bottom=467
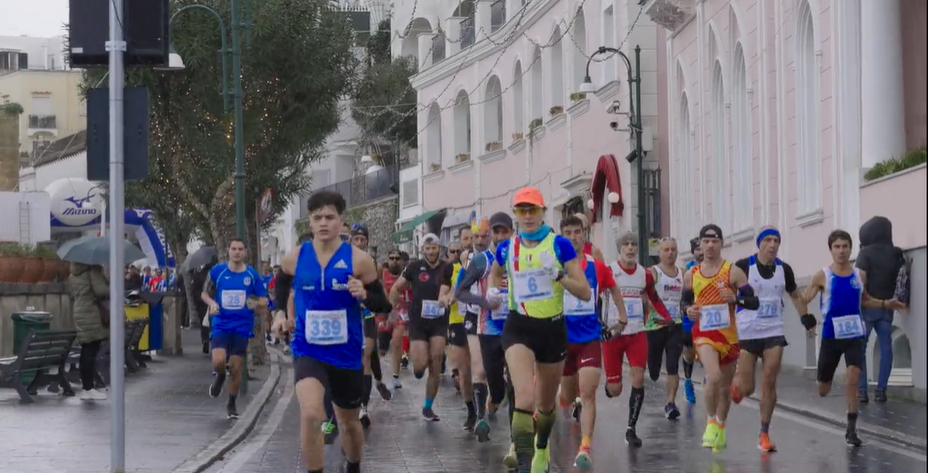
left=350, top=223, right=369, bottom=238
left=699, top=224, right=724, bottom=240
left=689, top=237, right=700, bottom=253
left=489, top=212, right=513, bottom=229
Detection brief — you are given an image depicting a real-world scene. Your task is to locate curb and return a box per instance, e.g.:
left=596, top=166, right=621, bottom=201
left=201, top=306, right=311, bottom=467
left=659, top=366, right=927, bottom=452
left=173, top=351, right=283, bottom=473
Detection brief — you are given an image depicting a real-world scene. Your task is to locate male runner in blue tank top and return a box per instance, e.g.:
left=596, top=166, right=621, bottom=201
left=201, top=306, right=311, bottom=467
left=798, top=229, right=904, bottom=447
left=201, top=238, right=267, bottom=419
left=272, top=190, right=392, bottom=473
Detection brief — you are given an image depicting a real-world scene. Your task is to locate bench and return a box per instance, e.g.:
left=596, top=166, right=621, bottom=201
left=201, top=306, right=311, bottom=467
left=0, top=330, right=77, bottom=403
left=58, top=319, right=150, bottom=389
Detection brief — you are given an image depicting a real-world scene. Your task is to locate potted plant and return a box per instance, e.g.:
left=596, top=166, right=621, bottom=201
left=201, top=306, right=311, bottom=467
left=529, top=118, right=543, bottom=131
left=456, top=153, right=470, bottom=163
left=512, top=132, right=524, bottom=142
left=549, top=105, right=564, bottom=117
left=485, top=141, right=502, bottom=152
left=429, top=163, right=442, bottom=172
left=19, top=244, right=44, bottom=284
left=34, top=245, right=59, bottom=283
left=570, top=92, right=587, bottom=103
left=0, top=242, right=26, bottom=283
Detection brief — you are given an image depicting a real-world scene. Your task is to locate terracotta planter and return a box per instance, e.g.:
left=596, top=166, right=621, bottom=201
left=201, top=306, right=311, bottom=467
left=19, top=257, right=44, bottom=284
left=57, top=260, right=71, bottom=282
left=38, top=258, right=58, bottom=283
left=0, top=255, right=25, bottom=283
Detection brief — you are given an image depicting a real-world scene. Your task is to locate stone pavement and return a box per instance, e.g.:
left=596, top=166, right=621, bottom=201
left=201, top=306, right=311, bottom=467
left=205, top=353, right=927, bottom=473
left=0, top=330, right=270, bottom=473
left=689, top=364, right=928, bottom=449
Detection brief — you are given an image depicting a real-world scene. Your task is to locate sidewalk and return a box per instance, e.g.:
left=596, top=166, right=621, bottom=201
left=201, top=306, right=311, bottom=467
left=0, top=330, right=272, bottom=473
left=692, top=364, right=928, bottom=450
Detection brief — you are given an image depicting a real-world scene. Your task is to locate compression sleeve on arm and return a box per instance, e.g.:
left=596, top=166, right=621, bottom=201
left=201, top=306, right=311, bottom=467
left=273, top=273, right=293, bottom=310
left=736, top=284, right=760, bottom=310
left=363, top=280, right=393, bottom=314
left=455, top=255, right=491, bottom=307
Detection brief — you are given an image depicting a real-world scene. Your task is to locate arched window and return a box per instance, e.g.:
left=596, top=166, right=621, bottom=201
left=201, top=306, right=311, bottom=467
left=795, top=0, right=821, bottom=215
left=401, top=18, right=433, bottom=68
left=453, top=91, right=472, bottom=160
left=512, top=61, right=524, bottom=138
left=550, top=28, right=565, bottom=111
left=679, top=92, right=693, bottom=239
left=572, top=8, right=587, bottom=94
left=531, top=46, right=543, bottom=124
left=711, top=61, right=729, bottom=227
left=484, top=76, right=503, bottom=151
left=426, top=103, right=442, bottom=170
left=731, top=43, right=752, bottom=231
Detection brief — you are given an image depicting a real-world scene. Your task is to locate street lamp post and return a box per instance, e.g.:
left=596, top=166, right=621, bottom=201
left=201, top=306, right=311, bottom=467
left=578, top=45, right=647, bottom=265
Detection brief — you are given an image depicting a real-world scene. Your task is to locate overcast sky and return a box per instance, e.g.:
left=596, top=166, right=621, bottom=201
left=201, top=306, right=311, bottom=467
left=0, top=0, right=69, bottom=38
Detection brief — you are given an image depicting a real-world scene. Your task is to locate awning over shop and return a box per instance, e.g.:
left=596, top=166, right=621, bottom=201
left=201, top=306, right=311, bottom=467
left=394, top=209, right=445, bottom=243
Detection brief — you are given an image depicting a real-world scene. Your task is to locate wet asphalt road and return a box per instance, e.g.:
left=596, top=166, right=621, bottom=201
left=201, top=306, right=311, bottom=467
left=207, top=356, right=927, bottom=473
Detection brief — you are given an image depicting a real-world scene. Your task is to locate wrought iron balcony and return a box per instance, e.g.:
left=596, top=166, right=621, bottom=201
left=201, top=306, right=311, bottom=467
left=432, top=32, right=446, bottom=64
left=460, top=16, right=475, bottom=48
left=491, top=0, right=507, bottom=33
left=28, top=115, right=57, bottom=129
left=301, top=166, right=398, bottom=217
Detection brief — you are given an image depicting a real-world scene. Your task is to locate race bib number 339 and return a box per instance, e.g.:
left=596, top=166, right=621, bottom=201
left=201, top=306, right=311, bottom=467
left=305, top=310, right=348, bottom=345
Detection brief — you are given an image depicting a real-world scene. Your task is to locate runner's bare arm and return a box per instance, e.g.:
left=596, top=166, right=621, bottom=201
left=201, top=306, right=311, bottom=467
left=728, top=265, right=760, bottom=310
left=799, top=270, right=825, bottom=306
left=606, top=284, right=628, bottom=327
left=389, top=275, right=408, bottom=307
left=591, top=246, right=605, bottom=263
left=280, top=246, right=300, bottom=275
left=561, top=257, right=592, bottom=301
left=489, top=259, right=504, bottom=288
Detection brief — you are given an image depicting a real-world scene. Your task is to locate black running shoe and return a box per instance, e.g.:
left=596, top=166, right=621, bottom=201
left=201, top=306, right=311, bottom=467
left=359, top=406, right=372, bottom=429
left=202, top=342, right=209, bottom=355
left=874, top=390, right=887, bottom=403
left=665, top=402, right=681, bottom=421
left=422, top=407, right=440, bottom=422
left=858, top=390, right=870, bottom=404
left=227, top=402, right=239, bottom=419
left=401, top=354, right=409, bottom=369
left=625, top=428, right=643, bottom=448
left=463, top=413, right=477, bottom=432
left=376, top=381, right=392, bottom=401
left=209, top=372, right=226, bottom=398
left=845, top=429, right=862, bottom=447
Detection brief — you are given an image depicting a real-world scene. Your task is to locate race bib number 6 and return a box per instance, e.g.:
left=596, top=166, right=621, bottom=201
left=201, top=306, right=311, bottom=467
left=512, top=269, right=553, bottom=303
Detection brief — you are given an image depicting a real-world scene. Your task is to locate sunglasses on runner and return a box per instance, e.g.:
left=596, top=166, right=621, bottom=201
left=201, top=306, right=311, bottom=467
left=512, top=206, right=544, bottom=217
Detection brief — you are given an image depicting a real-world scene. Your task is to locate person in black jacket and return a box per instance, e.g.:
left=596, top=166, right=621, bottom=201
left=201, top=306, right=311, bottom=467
left=855, top=216, right=907, bottom=403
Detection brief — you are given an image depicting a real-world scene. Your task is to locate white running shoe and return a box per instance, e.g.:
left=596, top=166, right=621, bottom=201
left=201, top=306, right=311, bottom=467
left=80, top=389, right=107, bottom=401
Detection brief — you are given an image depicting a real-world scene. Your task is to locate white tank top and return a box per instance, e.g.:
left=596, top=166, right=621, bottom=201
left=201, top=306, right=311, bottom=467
left=609, top=262, right=647, bottom=335
left=654, top=265, right=684, bottom=322
left=735, top=260, right=787, bottom=340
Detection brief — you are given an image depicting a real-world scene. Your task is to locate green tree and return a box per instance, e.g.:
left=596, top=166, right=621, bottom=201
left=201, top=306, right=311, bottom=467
left=351, top=20, right=417, bottom=147
left=83, top=0, right=356, bottom=261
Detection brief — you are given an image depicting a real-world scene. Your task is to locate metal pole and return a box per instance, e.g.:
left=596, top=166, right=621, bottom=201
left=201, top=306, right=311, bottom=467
left=634, top=45, right=646, bottom=266
left=107, top=0, right=127, bottom=470
left=232, top=0, right=246, bottom=238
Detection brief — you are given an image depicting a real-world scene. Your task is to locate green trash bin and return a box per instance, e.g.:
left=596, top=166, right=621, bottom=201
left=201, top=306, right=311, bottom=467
left=11, top=311, right=53, bottom=385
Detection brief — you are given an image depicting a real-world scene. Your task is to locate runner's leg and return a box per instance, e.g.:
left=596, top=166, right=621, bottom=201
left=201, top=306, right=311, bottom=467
left=295, top=377, right=327, bottom=472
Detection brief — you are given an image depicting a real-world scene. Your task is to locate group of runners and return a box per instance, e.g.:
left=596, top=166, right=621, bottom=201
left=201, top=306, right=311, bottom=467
left=199, top=185, right=904, bottom=473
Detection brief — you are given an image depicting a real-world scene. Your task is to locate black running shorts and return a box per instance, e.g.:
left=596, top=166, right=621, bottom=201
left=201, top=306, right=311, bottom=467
left=294, top=356, right=363, bottom=410
left=646, top=324, right=685, bottom=380
left=408, top=317, right=449, bottom=342
left=448, top=323, right=468, bottom=347
left=817, top=338, right=864, bottom=384
left=740, top=335, right=788, bottom=358
left=501, top=311, right=567, bottom=364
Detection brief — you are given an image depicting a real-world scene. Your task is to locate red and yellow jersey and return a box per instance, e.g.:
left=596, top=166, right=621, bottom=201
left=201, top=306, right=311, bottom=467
left=691, top=261, right=739, bottom=360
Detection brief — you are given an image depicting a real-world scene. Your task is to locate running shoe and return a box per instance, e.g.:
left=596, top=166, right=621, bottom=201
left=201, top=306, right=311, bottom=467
left=574, top=444, right=593, bottom=469
left=570, top=398, right=582, bottom=422
left=226, top=402, right=239, bottom=419
left=401, top=354, right=409, bottom=369
left=475, top=418, right=491, bottom=442
left=422, top=407, right=440, bottom=422
left=531, top=436, right=550, bottom=473
left=684, top=378, right=696, bottom=404
left=321, top=419, right=338, bottom=445
left=625, top=428, right=642, bottom=448
left=359, top=406, right=371, bottom=428
left=702, top=422, right=720, bottom=448
left=463, top=412, right=477, bottom=432
left=712, top=426, right=727, bottom=452
left=376, top=381, right=392, bottom=401
left=503, top=443, right=518, bottom=471
left=874, top=390, right=887, bottom=403
left=392, top=377, right=402, bottom=390
left=758, top=432, right=777, bottom=452
left=209, top=372, right=226, bottom=398
left=730, top=384, right=744, bottom=404
left=665, top=402, right=681, bottom=420
left=857, top=390, right=870, bottom=403
left=845, top=429, right=862, bottom=447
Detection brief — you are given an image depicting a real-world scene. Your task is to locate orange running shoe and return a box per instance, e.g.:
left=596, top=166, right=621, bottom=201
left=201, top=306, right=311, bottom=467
left=758, top=432, right=777, bottom=452
left=730, top=384, right=744, bottom=404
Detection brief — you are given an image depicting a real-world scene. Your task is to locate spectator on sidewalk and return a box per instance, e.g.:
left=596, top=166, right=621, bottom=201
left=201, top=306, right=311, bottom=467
left=125, top=265, right=143, bottom=291
left=69, top=262, right=111, bottom=401
left=856, top=216, right=908, bottom=403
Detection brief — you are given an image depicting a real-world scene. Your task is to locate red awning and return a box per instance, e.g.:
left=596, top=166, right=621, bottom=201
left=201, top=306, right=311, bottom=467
left=590, top=154, right=624, bottom=224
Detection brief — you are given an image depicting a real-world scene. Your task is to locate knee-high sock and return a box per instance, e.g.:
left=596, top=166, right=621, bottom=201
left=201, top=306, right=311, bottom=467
left=511, top=409, right=534, bottom=471
left=370, top=350, right=383, bottom=382
left=683, top=360, right=694, bottom=379
left=628, top=386, right=645, bottom=429
left=535, top=409, right=557, bottom=449
left=362, top=374, right=372, bottom=406
left=473, top=382, right=489, bottom=418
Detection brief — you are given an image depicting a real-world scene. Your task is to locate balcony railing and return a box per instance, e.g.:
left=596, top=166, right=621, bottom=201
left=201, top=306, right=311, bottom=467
left=302, top=167, right=398, bottom=217
left=491, top=0, right=507, bottom=33
left=28, top=115, right=57, bottom=129
left=432, top=32, right=446, bottom=64
left=460, top=16, right=475, bottom=48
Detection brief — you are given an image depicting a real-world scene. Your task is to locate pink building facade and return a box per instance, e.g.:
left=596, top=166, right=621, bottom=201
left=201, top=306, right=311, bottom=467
left=651, top=0, right=926, bottom=388
left=393, top=0, right=672, bottom=259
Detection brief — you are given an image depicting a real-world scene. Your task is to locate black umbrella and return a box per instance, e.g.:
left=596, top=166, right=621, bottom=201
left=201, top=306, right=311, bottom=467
left=181, top=246, right=218, bottom=273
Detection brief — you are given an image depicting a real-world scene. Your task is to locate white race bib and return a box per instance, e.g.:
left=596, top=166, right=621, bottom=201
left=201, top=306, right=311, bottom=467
left=457, top=300, right=467, bottom=316
left=421, top=300, right=444, bottom=319
left=624, top=298, right=644, bottom=320
left=305, top=310, right=348, bottom=345
left=491, top=290, right=509, bottom=320
left=832, top=314, right=865, bottom=339
left=757, top=299, right=781, bottom=319
left=512, top=269, right=554, bottom=303
left=564, top=292, right=596, bottom=316
left=699, top=304, right=731, bottom=331
left=221, top=290, right=246, bottom=310
left=666, top=302, right=681, bottom=321
left=398, top=310, right=409, bottom=322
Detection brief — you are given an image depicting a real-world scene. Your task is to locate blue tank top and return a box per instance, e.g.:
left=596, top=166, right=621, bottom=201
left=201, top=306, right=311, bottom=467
left=291, top=242, right=365, bottom=369
left=820, top=267, right=865, bottom=340
left=565, top=255, right=601, bottom=344
left=209, top=263, right=265, bottom=337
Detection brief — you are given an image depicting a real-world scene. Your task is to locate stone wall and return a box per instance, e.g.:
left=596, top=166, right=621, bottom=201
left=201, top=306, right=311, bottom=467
left=344, top=195, right=398, bottom=265
left=0, top=283, right=74, bottom=356
left=0, top=115, right=19, bottom=191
